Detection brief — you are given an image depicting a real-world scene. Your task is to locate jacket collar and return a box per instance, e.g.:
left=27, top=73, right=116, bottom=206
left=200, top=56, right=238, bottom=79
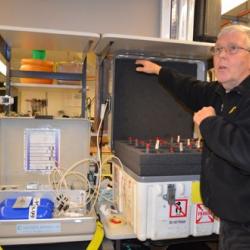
left=234, top=75, right=250, bottom=95
left=215, top=75, right=250, bottom=97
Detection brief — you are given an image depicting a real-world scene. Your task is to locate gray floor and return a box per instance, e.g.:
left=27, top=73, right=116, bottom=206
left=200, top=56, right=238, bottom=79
left=3, top=238, right=219, bottom=250
left=102, top=238, right=219, bottom=250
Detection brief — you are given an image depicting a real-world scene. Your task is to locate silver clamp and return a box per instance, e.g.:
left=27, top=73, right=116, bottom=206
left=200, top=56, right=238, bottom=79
left=0, top=95, right=14, bottom=106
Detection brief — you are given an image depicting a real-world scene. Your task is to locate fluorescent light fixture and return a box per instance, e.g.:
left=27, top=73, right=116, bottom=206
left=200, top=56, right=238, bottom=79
left=0, top=60, right=7, bottom=76
left=221, top=0, right=247, bottom=15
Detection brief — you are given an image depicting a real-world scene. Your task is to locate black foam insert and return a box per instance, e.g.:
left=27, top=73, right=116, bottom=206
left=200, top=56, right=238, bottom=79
left=112, top=57, right=199, bottom=143
left=114, top=140, right=201, bottom=176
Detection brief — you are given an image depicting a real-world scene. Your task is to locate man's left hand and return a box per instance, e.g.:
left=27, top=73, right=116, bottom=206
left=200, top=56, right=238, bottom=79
left=193, top=106, right=216, bottom=127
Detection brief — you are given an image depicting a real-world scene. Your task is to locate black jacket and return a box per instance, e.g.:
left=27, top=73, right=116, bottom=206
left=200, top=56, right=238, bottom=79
left=159, top=67, right=250, bottom=223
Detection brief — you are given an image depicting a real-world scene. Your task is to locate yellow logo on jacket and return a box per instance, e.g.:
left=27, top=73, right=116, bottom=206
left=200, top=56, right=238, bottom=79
left=228, top=106, right=237, bottom=114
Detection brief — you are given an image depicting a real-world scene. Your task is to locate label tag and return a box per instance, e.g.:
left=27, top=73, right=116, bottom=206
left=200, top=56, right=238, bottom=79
left=24, top=128, right=60, bottom=172
left=33, top=197, right=41, bottom=206
left=195, top=204, right=214, bottom=224
left=13, top=196, right=32, bottom=208
left=29, top=205, right=38, bottom=219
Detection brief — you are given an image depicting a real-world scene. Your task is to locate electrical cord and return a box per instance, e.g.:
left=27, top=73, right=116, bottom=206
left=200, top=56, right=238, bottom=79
left=88, top=101, right=109, bottom=213
left=49, top=158, right=100, bottom=216
left=47, top=101, right=109, bottom=216
left=47, top=100, right=125, bottom=217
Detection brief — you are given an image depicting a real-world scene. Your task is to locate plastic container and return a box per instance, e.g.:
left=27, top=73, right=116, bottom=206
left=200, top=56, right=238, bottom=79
left=21, top=59, right=53, bottom=67
left=56, top=61, right=82, bottom=85
left=0, top=205, right=54, bottom=220
left=1, top=197, right=54, bottom=209
left=0, top=197, right=54, bottom=220
left=32, top=50, right=46, bottom=60
left=20, top=58, right=54, bottom=84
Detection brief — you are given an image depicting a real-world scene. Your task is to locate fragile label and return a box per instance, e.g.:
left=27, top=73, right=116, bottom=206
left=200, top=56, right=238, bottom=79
left=195, top=203, right=214, bottom=224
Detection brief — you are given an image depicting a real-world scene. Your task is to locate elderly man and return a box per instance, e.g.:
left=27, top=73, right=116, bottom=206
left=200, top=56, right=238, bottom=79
left=135, top=24, right=250, bottom=250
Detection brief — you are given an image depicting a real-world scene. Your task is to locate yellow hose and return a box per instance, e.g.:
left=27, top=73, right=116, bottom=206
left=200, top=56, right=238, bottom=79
left=86, top=221, right=104, bottom=250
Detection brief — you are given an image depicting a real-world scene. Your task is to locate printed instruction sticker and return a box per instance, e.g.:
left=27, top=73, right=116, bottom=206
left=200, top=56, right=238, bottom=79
left=24, top=128, right=60, bottom=171
left=16, top=223, right=61, bottom=234
left=195, top=203, right=214, bottom=224
left=169, top=198, right=188, bottom=218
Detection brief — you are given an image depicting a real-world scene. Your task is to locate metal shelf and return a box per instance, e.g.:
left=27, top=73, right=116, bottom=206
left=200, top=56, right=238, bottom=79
left=11, top=82, right=82, bottom=89
left=95, top=33, right=214, bottom=60
left=0, top=26, right=100, bottom=117
left=0, top=25, right=100, bottom=52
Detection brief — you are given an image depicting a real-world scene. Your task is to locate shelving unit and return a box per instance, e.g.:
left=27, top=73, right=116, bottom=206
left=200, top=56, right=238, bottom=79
left=0, top=25, right=100, bottom=117
left=0, top=26, right=101, bottom=245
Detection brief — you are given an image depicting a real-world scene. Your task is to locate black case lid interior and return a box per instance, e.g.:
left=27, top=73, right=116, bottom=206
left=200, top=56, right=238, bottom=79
left=112, top=57, right=203, bottom=145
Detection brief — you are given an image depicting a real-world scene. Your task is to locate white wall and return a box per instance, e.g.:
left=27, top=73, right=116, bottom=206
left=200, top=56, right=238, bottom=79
left=0, top=0, right=162, bottom=37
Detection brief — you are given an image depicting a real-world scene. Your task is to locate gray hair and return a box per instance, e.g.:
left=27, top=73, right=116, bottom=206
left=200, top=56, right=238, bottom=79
left=218, top=24, right=250, bottom=47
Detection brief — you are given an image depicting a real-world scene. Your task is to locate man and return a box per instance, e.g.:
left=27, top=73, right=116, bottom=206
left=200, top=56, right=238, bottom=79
left=135, top=24, right=250, bottom=250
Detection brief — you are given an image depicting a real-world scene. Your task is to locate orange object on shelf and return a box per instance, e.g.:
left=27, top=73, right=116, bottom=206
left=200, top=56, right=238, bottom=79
left=20, top=58, right=54, bottom=84
left=21, top=59, right=54, bottom=67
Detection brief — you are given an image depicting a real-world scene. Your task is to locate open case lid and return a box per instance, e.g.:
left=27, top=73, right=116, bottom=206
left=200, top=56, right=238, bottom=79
left=111, top=55, right=205, bottom=143
left=0, top=118, right=96, bottom=245
left=95, top=33, right=214, bottom=60
left=94, top=34, right=213, bottom=147
left=0, top=117, right=91, bottom=186
left=0, top=25, right=100, bottom=52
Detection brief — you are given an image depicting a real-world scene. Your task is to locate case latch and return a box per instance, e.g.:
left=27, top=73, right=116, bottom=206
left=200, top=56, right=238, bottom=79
left=163, top=184, right=176, bottom=205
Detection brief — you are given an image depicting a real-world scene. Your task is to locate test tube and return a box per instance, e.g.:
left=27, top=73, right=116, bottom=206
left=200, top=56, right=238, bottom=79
left=155, top=137, right=160, bottom=151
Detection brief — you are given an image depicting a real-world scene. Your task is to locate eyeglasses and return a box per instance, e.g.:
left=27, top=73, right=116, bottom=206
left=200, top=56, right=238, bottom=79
left=210, top=45, right=250, bottom=56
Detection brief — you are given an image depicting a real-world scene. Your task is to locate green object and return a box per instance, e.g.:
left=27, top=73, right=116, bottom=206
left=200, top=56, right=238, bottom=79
left=32, top=50, right=46, bottom=60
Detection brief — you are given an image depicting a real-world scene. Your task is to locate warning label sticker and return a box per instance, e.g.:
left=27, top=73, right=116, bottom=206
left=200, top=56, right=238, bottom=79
left=169, top=199, right=188, bottom=218
left=195, top=204, right=214, bottom=224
